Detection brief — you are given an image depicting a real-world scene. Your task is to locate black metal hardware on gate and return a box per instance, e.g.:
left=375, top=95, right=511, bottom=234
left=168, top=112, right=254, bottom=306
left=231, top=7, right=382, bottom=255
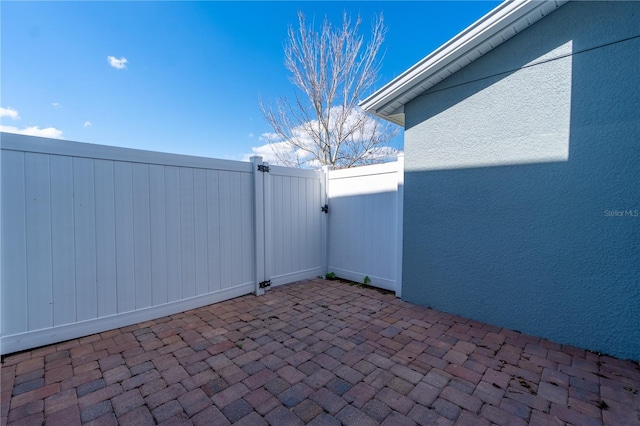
left=259, top=280, right=272, bottom=289
left=257, top=164, right=270, bottom=173
left=321, top=204, right=329, bottom=214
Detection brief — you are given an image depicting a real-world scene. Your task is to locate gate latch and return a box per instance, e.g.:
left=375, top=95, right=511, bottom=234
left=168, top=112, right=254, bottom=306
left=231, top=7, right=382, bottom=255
left=321, top=204, right=329, bottom=214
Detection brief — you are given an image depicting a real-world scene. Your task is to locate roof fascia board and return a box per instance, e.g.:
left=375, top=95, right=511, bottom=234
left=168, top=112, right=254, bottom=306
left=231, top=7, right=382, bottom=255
left=361, top=0, right=568, bottom=123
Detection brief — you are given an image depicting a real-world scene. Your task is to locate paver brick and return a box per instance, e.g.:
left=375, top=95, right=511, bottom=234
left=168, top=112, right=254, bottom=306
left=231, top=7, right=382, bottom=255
left=408, top=382, right=440, bottom=406
left=216, top=363, right=248, bottom=384
left=9, top=383, right=60, bottom=409
left=232, top=411, right=269, bottom=426
left=365, top=368, right=394, bottom=389
left=12, top=378, right=44, bottom=396
left=310, top=387, right=347, bottom=414
left=160, top=364, right=189, bottom=385
left=277, top=365, right=306, bottom=385
left=292, top=399, right=324, bottom=423
left=549, top=403, right=603, bottom=426
left=121, top=369, right=161, bottom=391
left=432, top=397, right=462, bottom=421
left=144, top=383, right=186, bottom=410
left=175, top=388, right=209, bottom=417
left=529, top=410, right=565, bottom=426
left=440, top=385, right=482, bottom=413
left=265, top=405, right=304, bottom=426
left=211, top=382, right=249, bottom=408
left=222, top=398, right=253, bottom=423
left=473, top=380, right=505, bottom=405
left=78, top=384, right=122, bottom=409
left=45, top=364, right=73, bottom=384
left=244, top=388, right=280, bottom=415
left=74, top=360, right=100, bottom=375
left=16, top=358, right=45, bottom=376
left=377, top=387, right=415, bottom=415
left=191, top=405, right=231, bottom=426
left=7, top=399, right=43, bottom=423
left=262, top=377, right=289, bottom=397
left=102, top=365, right=131, bottom=385
left=59, top=369, right=102, bottom=391
left=44, top=388, right=77, bottom=415
left=455, top=409, right=490, bottom=426
left=13, top=369, right=43, bottom=387
left=77, top=379, right=105, bottom=397
left=445, top=364, right=482, bottom=384
left=334, top=364, right=365, bottom=385
left=278, top=383, right=313, bottom=407
left=111, top=388, right=144, bottom=417
left=307, top=412, right=341, bottom=426
left=44, top=404, right=81, bottom=426
left=380, top=411, right=417, bottom=426
left=336, top=404, right=378, bottom=426
left=407, top=404, right=445, bottom=426
left=234, top=350, right=263, bottom=367
left=326, top=377, right=352, bottom=396
left=117, top=405, right=155, bottom=426
left=479, top=403, right=528, bottom=426
left=538, top=380, right=568, bottom=405
left=3, top=279, right=640, bottom=426
left=80, top=400, right=112, bottom=423
left=390, top=364, right=424, bottom=385
left=304, top=368, right=336, bottom=389
left=499, top=396, right=531, bottom=420
left=312, top=353, right=341, bottom=371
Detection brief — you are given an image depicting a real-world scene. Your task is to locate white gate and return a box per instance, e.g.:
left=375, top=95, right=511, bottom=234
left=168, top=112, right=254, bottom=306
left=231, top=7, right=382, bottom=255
left=252, top=158, right=326, bottom=295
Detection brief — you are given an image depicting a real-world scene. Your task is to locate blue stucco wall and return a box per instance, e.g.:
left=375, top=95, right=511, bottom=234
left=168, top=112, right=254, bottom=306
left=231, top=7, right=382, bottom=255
left=403, top=1, right=640, bottom=359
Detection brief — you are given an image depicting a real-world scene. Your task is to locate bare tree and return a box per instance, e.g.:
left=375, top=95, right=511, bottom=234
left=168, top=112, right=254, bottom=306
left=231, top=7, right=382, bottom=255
left=260, top=11, right=399, bottom=169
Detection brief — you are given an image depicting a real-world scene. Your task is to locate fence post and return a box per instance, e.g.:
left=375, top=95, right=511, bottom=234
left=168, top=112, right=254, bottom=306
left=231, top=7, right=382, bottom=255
left=321, top=165, right=332, bottom=277
left=251, top=156, right=266, bottom=296
left=395, top=154, right=404, bottom=298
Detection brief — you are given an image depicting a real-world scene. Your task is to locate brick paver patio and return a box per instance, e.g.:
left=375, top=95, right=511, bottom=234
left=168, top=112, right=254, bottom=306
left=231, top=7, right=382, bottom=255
left=2, top=279, right=639, bottom=425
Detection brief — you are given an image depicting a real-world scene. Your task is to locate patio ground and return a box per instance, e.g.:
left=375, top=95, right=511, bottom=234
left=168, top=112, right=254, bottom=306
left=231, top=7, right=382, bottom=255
left=2, top=279, right=639, bottom=425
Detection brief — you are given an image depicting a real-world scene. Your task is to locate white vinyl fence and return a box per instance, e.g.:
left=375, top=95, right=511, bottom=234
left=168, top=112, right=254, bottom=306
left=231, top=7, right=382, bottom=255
left=327, top=157, right=404, bottom=295
left=0, top=134, right=325, bottom=354
left=0, top=133, right=402, bottom=355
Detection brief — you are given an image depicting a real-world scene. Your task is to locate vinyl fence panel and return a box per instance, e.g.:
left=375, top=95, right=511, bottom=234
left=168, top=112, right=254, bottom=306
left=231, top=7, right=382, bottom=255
left=327, top=157, right=404, bottom=294
left=1, top=134, right=256, bottom=354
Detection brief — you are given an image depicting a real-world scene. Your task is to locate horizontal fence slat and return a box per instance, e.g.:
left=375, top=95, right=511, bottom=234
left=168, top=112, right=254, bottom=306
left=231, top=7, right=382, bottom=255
left=1, top=132, right=253, bottom=173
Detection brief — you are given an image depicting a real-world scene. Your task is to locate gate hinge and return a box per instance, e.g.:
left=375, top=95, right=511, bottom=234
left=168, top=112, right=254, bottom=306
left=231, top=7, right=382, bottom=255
left=259, top=280, right=272, bottom=289
left=257, top=164, right=270, bottom=173
left=321, top=204, right=329, bottom=214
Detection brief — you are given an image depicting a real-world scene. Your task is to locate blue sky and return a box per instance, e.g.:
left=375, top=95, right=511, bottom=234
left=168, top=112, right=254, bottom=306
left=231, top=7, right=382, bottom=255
left=1, top=1, right=500, bottom=161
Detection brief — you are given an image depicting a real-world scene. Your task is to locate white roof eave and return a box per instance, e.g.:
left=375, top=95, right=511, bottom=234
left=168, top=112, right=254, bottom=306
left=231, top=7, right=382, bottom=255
left=361, top=0, right=568, bottom=126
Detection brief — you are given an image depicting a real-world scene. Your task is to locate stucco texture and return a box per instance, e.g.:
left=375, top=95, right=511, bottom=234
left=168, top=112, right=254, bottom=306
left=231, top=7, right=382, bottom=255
left=402, top=1, right=640, bottom=359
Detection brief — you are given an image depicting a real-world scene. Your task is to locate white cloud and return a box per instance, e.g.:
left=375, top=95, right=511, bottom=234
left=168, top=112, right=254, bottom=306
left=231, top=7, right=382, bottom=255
left=83, top=121, right=93, bottom=127
left=0, top=125, right=64, bottom=139
left=51, top=102, right=62, bottom=109
left=107, top=56, right=128, bottom=69
left=242, top=141, right=290, bottom=164
left=247, top=133, right=254, bottom=138
left=0, top=107, right=20, bottom=120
